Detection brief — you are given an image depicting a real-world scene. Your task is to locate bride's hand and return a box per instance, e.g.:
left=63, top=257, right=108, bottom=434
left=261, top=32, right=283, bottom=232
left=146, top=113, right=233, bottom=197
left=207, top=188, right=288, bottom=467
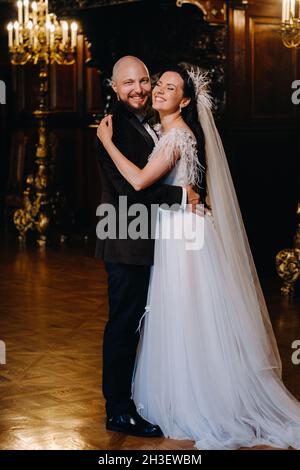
left=97, top=115, right=113, bottom=146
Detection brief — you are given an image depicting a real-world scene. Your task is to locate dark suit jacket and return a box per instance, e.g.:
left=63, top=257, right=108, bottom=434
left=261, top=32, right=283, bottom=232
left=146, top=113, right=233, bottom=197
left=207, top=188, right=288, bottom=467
left=95, top=103, right=183, bottom=266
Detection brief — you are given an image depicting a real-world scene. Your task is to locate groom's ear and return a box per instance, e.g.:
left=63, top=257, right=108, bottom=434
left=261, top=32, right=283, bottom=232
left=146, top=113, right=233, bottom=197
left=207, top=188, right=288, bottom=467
left=111, top=81, right=118, bottom=94
left=180, top=97, right=191, bottom=109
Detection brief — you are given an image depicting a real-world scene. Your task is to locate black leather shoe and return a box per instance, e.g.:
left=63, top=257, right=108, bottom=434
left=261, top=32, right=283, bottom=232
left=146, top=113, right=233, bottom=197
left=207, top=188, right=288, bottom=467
left=106, top=411, right=163, bottom=437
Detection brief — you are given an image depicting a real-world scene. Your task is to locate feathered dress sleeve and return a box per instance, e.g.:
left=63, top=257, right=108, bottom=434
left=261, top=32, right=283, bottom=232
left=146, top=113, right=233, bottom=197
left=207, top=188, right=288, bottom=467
left=148, top=127, right=205, bottom=188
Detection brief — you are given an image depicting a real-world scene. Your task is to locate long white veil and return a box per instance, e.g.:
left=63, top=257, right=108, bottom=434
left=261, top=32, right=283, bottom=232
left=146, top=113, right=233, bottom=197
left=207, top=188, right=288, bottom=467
left=187, top=68, right=282, bottom=377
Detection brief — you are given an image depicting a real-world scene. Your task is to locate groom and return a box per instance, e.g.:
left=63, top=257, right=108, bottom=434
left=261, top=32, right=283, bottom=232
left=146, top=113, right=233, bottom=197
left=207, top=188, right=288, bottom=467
left=96, top=56, right=200, bottom=437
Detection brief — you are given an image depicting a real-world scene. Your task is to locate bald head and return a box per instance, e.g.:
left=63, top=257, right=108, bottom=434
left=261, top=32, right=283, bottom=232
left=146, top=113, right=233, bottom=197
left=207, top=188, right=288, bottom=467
left=111, top=56, right=151, bottom=111
left=112, top=56, right=149, bottom=82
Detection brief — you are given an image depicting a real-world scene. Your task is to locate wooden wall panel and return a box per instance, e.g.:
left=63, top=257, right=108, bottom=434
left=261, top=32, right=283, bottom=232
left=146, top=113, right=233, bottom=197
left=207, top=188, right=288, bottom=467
left=86, top=68, right=102, bottom=114
left=228, top=0, right=300, bottom=124
left=227, top=6, right=247, bottom=120
left=226, top=0, right=299, bottom=272
left=249, top=16, right=297, bottom=120
left=14, top=64, right=39, bottom=113
left=49, top=64, right=77, bottom=113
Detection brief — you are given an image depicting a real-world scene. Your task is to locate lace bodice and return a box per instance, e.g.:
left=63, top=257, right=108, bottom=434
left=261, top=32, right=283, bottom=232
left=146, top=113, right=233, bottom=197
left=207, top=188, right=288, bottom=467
left=148, top=126, right=205, bottom=188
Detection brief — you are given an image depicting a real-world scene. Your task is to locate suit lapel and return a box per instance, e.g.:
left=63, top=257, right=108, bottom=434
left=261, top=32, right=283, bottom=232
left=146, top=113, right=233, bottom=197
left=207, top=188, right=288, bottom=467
left=118, top=105, right=155, bottom=150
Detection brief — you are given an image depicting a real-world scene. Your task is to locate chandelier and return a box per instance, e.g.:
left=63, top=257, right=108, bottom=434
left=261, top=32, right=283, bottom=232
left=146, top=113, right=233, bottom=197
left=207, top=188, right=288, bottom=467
left=7, top=0, right=78, bottom=65
left=6, top=1, right=79, bottom=245
left=281, top=0, right=300, bottom=48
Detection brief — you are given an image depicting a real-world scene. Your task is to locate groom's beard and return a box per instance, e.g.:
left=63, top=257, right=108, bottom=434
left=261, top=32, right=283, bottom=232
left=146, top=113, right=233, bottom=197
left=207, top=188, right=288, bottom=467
left=124, top=92, right=151, bottom=115
left=109, top=93, right=155, bottom=121
left=109, top=93, right=153, bottom=116
left=128, top=95, right=156, bottom=122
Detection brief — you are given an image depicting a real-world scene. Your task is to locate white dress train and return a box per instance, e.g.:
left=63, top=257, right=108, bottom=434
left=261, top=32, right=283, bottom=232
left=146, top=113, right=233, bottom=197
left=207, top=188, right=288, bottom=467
left=132, top=127, right=300, bottom=450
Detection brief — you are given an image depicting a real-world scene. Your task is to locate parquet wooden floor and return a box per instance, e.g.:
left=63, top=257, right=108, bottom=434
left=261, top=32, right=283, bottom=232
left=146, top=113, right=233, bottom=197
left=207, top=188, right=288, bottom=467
left=0, top=237, right=299, bottom=450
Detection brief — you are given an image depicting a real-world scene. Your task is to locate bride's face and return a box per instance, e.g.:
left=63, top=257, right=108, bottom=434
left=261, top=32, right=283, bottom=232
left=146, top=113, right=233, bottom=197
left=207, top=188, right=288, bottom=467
left=152, top=71, right=189, bottom=114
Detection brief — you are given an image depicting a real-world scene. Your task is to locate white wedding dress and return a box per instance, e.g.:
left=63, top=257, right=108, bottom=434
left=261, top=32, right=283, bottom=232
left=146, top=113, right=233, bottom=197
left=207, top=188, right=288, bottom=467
left=132, top=127, right=300, bottom=450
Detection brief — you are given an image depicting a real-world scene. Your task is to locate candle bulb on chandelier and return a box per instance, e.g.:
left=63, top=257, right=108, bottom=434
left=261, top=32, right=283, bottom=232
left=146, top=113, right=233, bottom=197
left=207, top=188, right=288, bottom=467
left=33, top=24, right=38, bottom=48
left=282, top=0, right=287, bottom=22
left=290, top=0, right=296, bottom=18
left=24, top=0, right=29, bottom=25
left=61, top=21, right=68, bottom=46
left=32, top=2, right=37, bottom=26
left=28, top=20, right=33, bottom=46
left=45, top=21, right=50, bottom=46
left=71, top=22, right=77, bottom=48
left=7, top=23, right=13, bottom=48
left=17, top=1, right=23, bottom=26
left=283, top=0, right=291, bottom=22
left=50, top=24, right=55, bottom=48
left=14, top=21, right=20, bottom=46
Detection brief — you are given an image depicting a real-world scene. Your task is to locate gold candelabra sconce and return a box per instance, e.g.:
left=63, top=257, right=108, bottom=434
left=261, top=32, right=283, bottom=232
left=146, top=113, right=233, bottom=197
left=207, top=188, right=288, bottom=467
left=281, top=0, right=300, bottom=48
left=276, top=203, right=300, bottom=298
left=7, top=1, right=78, bottom=246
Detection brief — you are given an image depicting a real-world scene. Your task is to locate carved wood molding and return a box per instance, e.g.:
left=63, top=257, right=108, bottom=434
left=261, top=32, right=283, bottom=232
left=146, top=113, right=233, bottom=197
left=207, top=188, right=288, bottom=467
left=176, top=0, right=227, bottom=24
left=77, top=0, right=141, bottom=7
left=229, top=0, right=249, bottom=10
left=50, top=0, right=142, bottom=12
left=176, top=0, right=207, bottom=17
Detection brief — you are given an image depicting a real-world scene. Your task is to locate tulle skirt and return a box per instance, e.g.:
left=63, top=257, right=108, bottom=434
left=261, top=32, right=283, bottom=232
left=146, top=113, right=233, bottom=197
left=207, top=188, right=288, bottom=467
left=132, top=208, right=300, bottom=450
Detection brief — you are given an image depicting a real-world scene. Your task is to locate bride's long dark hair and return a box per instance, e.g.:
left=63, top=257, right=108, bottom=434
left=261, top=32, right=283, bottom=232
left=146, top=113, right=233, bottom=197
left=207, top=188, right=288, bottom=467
left=152, top=65, right=207, bottom=201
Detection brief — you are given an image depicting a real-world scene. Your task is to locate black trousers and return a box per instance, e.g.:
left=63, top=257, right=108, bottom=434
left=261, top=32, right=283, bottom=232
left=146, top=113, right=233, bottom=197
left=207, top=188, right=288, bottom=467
left=103, top=261, right=151, bottom=417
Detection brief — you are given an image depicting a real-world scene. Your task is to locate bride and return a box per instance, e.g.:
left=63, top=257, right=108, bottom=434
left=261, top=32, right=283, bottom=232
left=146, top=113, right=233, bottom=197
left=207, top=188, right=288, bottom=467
left=97, top=65, right=300, bottom=450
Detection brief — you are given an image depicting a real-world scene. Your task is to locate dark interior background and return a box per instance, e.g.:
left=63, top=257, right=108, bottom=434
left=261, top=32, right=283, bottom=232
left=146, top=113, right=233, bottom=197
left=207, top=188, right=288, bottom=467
left=0, top=0, right=299, bottom=274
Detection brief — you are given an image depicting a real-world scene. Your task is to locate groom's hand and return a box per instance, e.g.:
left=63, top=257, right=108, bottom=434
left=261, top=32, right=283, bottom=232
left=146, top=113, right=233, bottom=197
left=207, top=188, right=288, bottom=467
left=186, top=185, right=201, bottom=213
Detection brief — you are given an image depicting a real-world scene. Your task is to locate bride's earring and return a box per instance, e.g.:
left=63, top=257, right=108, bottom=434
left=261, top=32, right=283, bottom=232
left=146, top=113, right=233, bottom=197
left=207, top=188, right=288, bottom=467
left=179, top=105, right=182, bottom=113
